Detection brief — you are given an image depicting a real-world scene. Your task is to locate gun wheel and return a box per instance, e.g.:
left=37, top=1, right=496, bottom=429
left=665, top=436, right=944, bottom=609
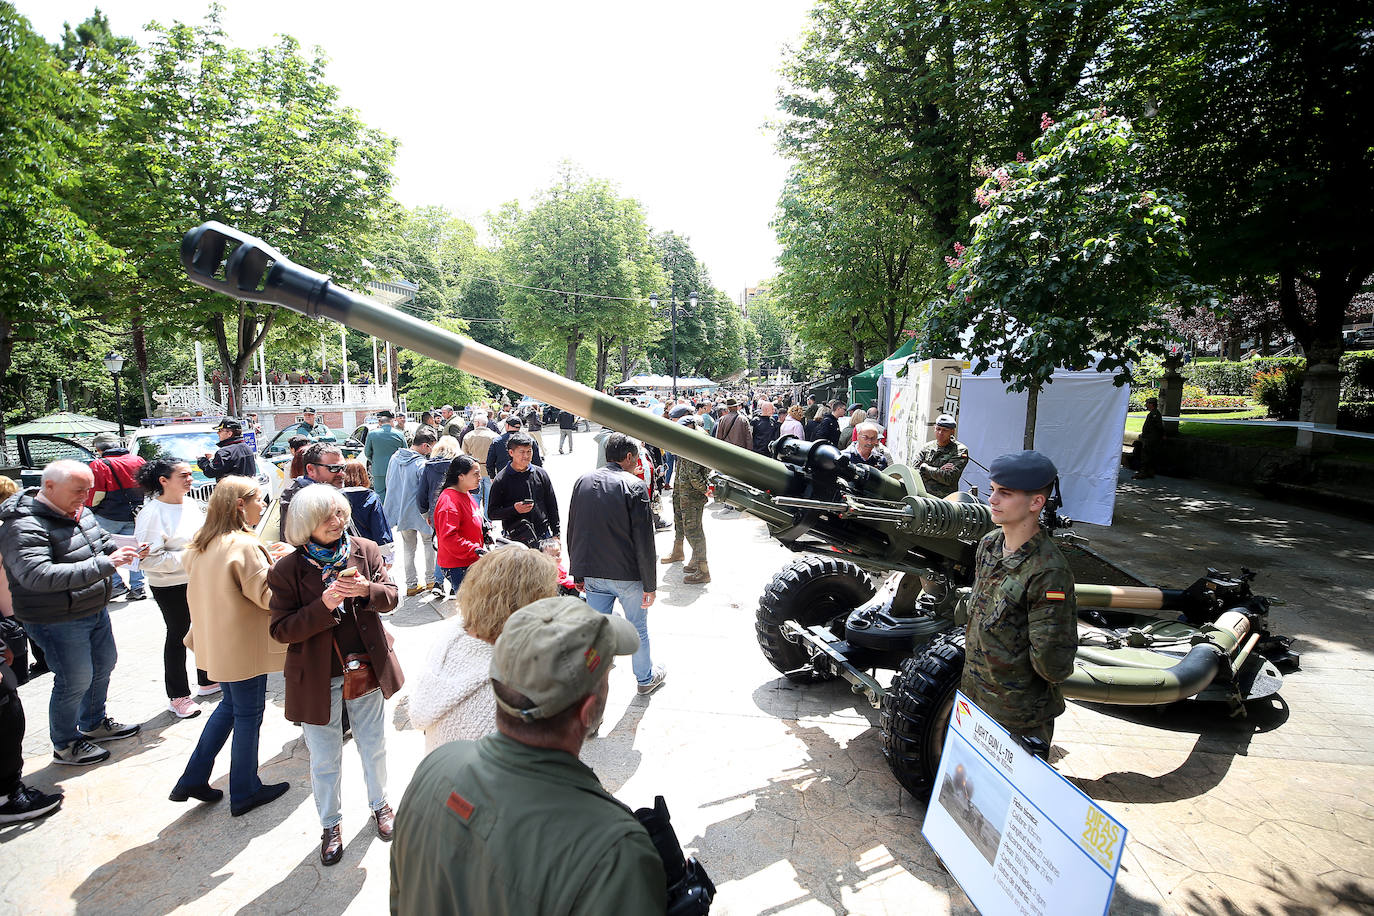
left=880, top=630, right=966, bottom=797
left=755, top=556, right=874, bottom=682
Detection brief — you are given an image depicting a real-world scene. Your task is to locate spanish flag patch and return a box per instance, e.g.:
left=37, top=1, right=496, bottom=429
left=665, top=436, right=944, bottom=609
left=1045, top=590, right=1066, bottom=601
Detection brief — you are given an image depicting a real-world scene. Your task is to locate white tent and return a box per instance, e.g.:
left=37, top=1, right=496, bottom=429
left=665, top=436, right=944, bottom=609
left=616, top=375, right=718, bottom=390
left=957, top=368, right=1129, bottom=526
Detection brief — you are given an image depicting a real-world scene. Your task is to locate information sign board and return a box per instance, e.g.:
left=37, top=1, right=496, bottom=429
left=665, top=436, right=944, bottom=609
left=923, top=692, right=1126, bottom=916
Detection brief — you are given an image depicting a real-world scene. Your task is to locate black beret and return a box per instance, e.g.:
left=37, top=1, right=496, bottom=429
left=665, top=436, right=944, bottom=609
left=987, top=450, right=1057, bottom=490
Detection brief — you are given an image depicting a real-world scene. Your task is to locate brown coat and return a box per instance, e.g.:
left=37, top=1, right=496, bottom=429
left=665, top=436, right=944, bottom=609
left=267, top=537, right=402, bottom=726
left=182, top=532, right=287, bottom=683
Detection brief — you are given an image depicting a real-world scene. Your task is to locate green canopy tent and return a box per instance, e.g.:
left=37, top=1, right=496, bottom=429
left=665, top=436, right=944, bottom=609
left=5, top=411, right=119, bottom=439
left=848, top=337, right=920, bottom=408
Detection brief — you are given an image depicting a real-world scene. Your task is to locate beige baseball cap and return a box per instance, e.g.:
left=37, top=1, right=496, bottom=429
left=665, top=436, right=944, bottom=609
left=489, top=597, right=639, bottom=720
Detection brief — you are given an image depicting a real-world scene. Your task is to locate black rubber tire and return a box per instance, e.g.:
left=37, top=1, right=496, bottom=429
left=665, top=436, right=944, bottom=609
left=880, top=630, right=967, bottom=798
left=755, top=556, right=875, bottom=682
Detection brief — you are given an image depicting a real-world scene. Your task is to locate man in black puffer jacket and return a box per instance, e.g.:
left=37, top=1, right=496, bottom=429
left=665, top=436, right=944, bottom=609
left=0, top=461, right=142, bottom=767
left=198, top=418, right=258, bottom=481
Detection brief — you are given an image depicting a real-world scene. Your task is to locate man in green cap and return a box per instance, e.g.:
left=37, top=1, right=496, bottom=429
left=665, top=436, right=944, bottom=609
left=960, top=450, right=1077, bottom=757
left=390, top=597, right=666, bottom=915
left=289, top=407, right=336, bottom=443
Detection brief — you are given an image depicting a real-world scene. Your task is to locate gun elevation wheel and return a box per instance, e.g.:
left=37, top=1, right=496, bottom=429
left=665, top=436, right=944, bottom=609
left=880, top=630, right=966, bottom=797
left=756, top=556, right=875, bottom=682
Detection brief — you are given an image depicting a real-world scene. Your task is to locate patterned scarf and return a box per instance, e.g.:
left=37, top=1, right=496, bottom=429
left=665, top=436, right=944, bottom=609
left=303, top=535, right=352, bottom=588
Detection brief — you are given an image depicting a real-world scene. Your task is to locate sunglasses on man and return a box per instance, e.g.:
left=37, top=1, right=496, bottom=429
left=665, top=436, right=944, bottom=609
left=311, top=462, right=347, bottom=473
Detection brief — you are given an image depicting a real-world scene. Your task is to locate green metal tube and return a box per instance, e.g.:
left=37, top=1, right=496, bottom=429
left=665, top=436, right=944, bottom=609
left=1062, top=610, right=1250, bottom=705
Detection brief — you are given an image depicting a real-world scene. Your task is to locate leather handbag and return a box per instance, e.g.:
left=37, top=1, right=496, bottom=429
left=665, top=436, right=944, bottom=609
left=333, top=639, right=379, bottom=701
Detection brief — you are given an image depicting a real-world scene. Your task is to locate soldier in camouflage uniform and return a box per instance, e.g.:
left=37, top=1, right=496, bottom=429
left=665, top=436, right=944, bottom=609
left=916, top=414, right=970, bottom=497
left=661, top=416, right=712, bottom=584
left=960, top=450, right=1077, bottom=758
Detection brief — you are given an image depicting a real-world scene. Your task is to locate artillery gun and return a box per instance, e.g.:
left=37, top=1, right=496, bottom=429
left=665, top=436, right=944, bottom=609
left=181, top=222, right=1298, bottom=796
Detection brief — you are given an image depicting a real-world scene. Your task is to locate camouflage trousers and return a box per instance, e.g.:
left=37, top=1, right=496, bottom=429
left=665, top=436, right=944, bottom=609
left=672, top=494, right=707, bottom=562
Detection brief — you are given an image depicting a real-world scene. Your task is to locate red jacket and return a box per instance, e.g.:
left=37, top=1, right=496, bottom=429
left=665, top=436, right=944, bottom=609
left=434, top=488, right=483, bottom=569
left=87, top=448, right=146, bottom=521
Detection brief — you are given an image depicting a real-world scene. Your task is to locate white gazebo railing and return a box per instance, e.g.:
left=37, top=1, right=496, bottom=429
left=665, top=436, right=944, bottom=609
left=241, top=384, right=392, bottom=411
left=158, top=384, right=393, bottom=415
left=155, top=387, right=225, bottom=416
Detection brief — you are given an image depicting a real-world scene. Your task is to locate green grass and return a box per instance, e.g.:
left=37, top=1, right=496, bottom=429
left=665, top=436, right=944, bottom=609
left=1122, top=411, right=1374, bottom=463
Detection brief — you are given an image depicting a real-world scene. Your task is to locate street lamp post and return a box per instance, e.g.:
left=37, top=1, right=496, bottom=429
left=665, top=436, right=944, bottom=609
left=649, top=289, right=698, bottom=399
left=102, top=352, right=127, bottom=437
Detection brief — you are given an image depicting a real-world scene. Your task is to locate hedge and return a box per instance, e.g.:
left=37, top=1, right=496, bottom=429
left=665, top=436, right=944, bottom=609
left=1133, top=351, right=1374, bottom=399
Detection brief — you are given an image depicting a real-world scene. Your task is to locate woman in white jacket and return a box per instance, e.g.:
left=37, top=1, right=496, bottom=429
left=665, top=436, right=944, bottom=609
left=408, top=544, right=559, bottom=752
left=134, top=459, right=216, bottom=718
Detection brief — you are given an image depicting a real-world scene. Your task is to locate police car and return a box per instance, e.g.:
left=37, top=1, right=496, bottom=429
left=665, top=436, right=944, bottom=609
left=128, top=417, right=283, bottom=502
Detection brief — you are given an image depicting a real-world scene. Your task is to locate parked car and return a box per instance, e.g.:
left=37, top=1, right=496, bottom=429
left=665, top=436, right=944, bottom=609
left=258, top=425, right=361, bottom=473
left=129, top=420, right=282, bottom=501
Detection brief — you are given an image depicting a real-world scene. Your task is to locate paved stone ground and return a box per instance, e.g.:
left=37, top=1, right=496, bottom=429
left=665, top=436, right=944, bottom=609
left=1, top=432, right=1370, bottom=915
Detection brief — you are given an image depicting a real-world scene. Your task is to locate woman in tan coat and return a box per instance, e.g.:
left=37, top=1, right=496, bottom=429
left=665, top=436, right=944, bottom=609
left=170, top=477, right=292, bottom=817
left=268, top=484, right=401, bottom=866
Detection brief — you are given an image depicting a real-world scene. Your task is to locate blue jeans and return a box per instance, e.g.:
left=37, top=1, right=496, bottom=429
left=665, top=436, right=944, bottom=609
left=583, top=577, right=653, bottom=685
left=477, top=477, right=493, bottom=517
left=25, top=608, right=118, bottom=749
left=95, top=517, right=145, bottom=592
left=439, top=565, right=469, bottom=593
left=663, top=452, right=676, bottom=485
left=176, top=675, right=267, bottom=806
left=300, top=677, right=388, bottom=829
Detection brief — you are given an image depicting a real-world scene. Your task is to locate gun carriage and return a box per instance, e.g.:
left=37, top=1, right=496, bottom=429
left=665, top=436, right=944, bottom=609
left=181, top=222, right=1298, bottom=796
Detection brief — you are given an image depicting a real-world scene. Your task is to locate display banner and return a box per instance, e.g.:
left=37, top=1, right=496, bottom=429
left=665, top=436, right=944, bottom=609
left=923, top=692, right=1126, bottom=916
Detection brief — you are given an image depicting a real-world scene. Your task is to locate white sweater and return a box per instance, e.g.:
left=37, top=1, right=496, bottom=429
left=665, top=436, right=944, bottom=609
left=132, top=498, right=207, bottom=588
left=408, top=625, right=498, bottom=753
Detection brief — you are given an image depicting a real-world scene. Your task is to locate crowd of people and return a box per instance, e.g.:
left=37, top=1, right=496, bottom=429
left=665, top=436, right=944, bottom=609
left=0, top=386, right=1082, bottom=915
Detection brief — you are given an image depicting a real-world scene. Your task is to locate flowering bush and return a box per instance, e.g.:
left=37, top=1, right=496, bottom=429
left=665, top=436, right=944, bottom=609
left=1182, top=395, right=1249, bottom=408
left=1251, top=366, right=1305, bottom=419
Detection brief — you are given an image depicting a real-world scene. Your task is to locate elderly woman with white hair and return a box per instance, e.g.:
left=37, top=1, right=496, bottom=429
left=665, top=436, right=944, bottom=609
left=267, top=484, right=401, bottom=867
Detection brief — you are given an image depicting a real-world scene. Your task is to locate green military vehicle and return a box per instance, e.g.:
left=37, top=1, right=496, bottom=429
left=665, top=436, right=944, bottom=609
left=181, top=222, right=1299, bottom=796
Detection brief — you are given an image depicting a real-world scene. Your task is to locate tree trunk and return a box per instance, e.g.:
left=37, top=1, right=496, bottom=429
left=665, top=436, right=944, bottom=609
left=565, top=335, right=579, bottom=380
left=1225, top=337, right=1242, bottom=361
left=0, top=316, right=12, bottom=464
left=131, top=316, right=153, bottom=418
left=594, top=334, right=610, bottom=391
left=1023, top=386, right=1039, bottom=450
left=619, top=340, right=631, bottom=382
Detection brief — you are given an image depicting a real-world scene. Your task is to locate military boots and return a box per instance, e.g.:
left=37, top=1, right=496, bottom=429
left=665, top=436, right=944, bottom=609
left=661, top=543, right=685, bottom=564
left=683, top=560, right=710, bottom=584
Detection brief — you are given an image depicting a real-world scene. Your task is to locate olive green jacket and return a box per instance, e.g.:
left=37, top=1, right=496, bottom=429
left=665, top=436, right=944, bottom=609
left=390, top=733, right=666, bottom=916
left=961, top=528, right=1077, bottom=732
left=915, top=438, right=970, bottom=497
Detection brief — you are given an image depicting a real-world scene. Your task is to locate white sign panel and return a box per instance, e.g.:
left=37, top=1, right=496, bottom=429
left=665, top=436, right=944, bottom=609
left=923, top=692, right=1126, bottom=916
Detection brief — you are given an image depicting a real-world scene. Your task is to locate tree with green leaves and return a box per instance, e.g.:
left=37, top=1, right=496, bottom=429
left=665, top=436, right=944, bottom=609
left=398, top=317, right=490, bottom=409
left=80, top=10, right=396, bottom=417
left=1133, top=0, right=1374, bottom=429
left=492, top=165, right=663, bottom=384
left=0, top=3, right=125, bottom=460
left=777, top=0, right=1130, bottom=250
left=772, top=164, right=933, bottom=372
left=940, top=110, right=1212, bottom=448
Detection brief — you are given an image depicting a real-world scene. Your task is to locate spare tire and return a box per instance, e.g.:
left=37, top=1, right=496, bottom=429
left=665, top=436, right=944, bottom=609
left=880, top=630, right=966, bottom=797
left=755, top=556, right=874, bottom=682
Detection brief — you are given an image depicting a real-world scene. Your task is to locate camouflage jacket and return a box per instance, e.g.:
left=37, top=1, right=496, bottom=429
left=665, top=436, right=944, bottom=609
left=673, top=457, right=711, bottom=503
left=960, top=528, right=1077, bottom=732
left=916, top=438, right=969, bottom=497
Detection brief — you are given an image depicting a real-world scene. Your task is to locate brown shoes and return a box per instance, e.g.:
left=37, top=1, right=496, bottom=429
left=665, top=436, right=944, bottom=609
left=683, top=561, right=711, bottom=584
left=373, top=803, right=395, bottom=841
left=321, top=824, right=344, bottom=866
left=660, top=545, right=685, bottom=564
left=405, top=584, right=425, bottom=596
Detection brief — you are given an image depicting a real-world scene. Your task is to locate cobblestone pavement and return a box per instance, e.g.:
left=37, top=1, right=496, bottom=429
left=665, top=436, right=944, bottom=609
left=1, top=435, right=1370, bottom=915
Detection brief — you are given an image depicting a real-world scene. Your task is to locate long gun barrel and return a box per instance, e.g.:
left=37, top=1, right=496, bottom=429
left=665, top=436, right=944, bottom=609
left=182, top=222, right=798, bottom=493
